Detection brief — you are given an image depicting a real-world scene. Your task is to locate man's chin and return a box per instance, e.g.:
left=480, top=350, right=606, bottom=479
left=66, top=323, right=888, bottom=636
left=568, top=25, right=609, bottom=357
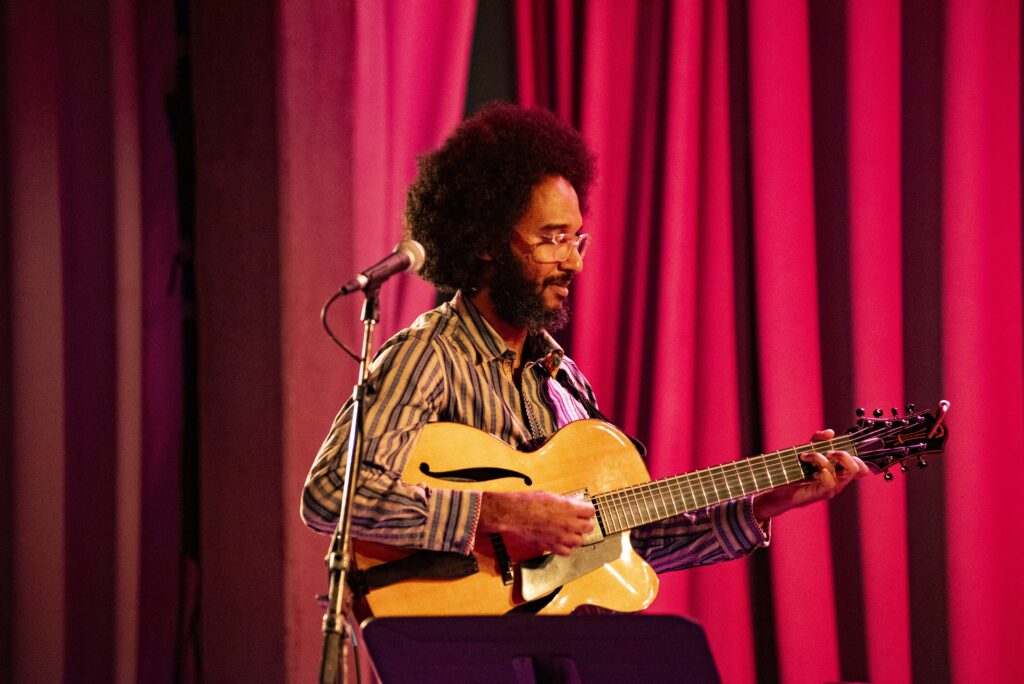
left=540, top=301, right=570, bottom=333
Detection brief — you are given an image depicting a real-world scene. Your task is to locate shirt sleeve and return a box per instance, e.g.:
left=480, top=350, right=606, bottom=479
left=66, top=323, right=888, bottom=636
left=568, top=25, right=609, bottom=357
left=300, top=332, right=482, bottom=555
left=629, top=496, right=770, bottom=573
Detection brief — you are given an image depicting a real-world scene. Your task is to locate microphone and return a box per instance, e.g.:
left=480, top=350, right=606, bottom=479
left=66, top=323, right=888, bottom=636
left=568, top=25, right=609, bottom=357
left=340, top=240, right=426, bottom=294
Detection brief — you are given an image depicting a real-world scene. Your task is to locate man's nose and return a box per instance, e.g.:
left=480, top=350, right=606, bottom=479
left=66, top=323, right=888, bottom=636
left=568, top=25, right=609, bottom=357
left=559, top=245, right=584, bottom=273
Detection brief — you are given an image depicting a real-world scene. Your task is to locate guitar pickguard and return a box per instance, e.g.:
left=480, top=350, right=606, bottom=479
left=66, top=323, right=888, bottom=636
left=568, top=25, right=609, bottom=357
left=519, top=533, right=627, bottom=601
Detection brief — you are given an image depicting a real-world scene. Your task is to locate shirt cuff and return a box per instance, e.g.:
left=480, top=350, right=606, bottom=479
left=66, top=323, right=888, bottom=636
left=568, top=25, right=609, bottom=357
left=422, top=487, right=482, bottom=555
left=711, top=496, right=771, bottom=559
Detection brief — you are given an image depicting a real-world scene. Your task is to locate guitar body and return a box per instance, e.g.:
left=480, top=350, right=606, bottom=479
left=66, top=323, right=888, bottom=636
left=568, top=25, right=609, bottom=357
left=353, top=420, right=659, bottom=616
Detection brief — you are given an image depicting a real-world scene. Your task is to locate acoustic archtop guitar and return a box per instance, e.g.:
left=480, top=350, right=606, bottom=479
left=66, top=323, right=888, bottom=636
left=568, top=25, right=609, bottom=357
left=351, top=402, right=950, bottom=616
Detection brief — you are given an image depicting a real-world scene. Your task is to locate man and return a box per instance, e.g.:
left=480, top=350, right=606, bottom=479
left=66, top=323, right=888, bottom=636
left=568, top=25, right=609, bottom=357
left=301, top=103, right=867, bottom=599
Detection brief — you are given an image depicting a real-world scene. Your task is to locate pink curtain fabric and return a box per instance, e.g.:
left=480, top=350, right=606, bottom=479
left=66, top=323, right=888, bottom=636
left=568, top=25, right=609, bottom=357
left=3, top=1, right=476, bottom=682
left=847, top=3, right=911, bottom=682
left=350, top=1, right=477, bottom=340
left=4, top=0, right=182, bottom=681
left=942, top=1, right=1023, bottom=681
left=516, top=0, right=1023, bottom=683
left=4, top=1, right=1022, bottom=682
left=277, top=2, right=477, bottom=680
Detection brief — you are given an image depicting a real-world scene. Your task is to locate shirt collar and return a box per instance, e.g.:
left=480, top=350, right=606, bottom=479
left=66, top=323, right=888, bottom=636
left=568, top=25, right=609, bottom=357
left=452, top=290, right=565, bottom=376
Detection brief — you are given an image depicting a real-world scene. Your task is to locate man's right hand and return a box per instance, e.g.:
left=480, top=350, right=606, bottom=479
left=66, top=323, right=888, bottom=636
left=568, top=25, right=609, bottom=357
left=476, top=490, right=595, bottom=558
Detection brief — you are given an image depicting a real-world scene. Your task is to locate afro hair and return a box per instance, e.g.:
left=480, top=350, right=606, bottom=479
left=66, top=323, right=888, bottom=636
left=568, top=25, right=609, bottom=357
left=404, top=102, right=596, bottom=293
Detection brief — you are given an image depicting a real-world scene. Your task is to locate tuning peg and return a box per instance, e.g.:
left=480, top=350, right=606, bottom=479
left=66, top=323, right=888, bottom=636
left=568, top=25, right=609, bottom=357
left=905, top=403, right=916, bottom=413
left=856, top=407, right=865, bottom=417
left=891, top=407, right=900, bottom=417
left=873, top=408, right=884, bottom=418
left=900, top=462, right=909, bottom=472
left=884, top=470, right=894, bottom=481
left=917, top=457, right=928, bottom=469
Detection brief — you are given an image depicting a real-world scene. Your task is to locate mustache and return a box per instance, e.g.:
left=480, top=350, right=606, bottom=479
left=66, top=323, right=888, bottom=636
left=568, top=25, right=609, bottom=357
left=544, top=274, right=573, bottom=287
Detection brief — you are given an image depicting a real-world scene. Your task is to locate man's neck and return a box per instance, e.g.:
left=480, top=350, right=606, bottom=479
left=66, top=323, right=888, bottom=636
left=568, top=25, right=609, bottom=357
left=469, top=289, right=527, bottom=361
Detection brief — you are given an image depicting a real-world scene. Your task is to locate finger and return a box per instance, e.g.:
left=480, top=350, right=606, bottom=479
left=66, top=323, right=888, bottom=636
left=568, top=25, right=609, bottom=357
left=800, top=450, right=831, bottom=470
left=851, top=456, right=870, bottom=477
left=832, top=451, right=868, bottom=478
left=811, top=428, right=835, bottom=442
left=572, top=500, right=596, bottom=517
left=802, top=451, right=836, bottom=487
left=565, top=517, right=594, bottom=534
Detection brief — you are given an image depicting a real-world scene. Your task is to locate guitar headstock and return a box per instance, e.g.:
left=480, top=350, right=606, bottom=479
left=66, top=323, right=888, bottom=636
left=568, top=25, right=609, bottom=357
left=846, top=401, right=950, bottom=480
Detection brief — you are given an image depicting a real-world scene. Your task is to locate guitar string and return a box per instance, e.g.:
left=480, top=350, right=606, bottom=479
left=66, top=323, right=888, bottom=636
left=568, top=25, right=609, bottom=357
left=594, top=432, right=872, bottom=533
left=600, top=424, right=911, bottom=532
left=598, top=418, right=929, bottom=528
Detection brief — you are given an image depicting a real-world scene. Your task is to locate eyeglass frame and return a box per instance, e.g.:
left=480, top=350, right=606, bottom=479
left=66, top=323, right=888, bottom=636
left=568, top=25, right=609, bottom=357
left=523, top=232, right=593, bottom=264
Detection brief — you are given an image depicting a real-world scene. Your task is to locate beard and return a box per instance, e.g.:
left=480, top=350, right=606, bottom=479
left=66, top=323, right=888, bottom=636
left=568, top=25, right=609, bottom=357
left=489, top=247, right=572, bottom=334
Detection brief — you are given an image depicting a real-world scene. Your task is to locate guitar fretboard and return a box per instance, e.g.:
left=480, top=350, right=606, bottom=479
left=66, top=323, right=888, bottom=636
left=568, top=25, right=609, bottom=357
left=592, top=436, right=856, bottom=534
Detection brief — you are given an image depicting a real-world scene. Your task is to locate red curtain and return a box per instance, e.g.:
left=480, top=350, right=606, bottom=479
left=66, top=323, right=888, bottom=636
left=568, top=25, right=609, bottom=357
left=4, top=1, right=1022, bottom=682
left=516, top=0, right=1023, bottom=683
left=2, top=0, right=476, bottom=682
left=942, top=2, right=1024, bottom=682
left=276, top=2, right=477, bottom=681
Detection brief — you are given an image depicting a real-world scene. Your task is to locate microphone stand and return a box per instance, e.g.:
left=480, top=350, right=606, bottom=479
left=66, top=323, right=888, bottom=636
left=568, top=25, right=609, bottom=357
left=318, top=287, right=379, bottom=684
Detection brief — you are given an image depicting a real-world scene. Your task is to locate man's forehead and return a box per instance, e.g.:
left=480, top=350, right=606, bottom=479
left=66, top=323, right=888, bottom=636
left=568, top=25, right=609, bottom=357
left=532, top=175, right=578, bottom=199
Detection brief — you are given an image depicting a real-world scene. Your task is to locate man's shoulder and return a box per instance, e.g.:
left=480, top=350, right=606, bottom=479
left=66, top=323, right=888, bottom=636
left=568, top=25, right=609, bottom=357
left=378, top=299, right=464, bottom=355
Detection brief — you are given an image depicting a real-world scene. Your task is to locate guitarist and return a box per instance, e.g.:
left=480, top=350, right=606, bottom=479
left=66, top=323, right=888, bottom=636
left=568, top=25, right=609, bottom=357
left=301, top=103, right=868, bottom=590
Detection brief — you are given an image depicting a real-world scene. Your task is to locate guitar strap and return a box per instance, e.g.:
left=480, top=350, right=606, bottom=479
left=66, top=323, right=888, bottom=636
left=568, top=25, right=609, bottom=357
left=552, top=369, right=648, bottom=460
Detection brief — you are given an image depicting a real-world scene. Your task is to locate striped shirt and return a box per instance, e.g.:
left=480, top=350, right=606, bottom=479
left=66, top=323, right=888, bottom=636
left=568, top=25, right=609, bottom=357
left=301, top=291, right=768, bottom=572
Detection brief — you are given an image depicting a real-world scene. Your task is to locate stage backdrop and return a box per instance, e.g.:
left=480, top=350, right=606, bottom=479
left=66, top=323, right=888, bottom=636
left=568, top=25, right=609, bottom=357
left=2, top=1, right=1021, bottom=683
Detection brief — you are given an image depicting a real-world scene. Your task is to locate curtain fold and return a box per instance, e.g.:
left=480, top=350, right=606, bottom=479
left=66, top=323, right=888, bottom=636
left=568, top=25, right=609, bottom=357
left=847, top=2, right=911, bottom=683
left=277, top=1, right=478, bottom=680
left=517, top=0, right=1023, bottom=682
left=3, top=0, right=182, bottom=681
left=942, top=1, right=1024, bottom=681
left=351, top=0, right=477, bottom=340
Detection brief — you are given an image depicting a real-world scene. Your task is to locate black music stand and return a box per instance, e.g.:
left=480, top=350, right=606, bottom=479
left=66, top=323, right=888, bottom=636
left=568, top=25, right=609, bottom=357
left=361, top=614, right=722, bottom=684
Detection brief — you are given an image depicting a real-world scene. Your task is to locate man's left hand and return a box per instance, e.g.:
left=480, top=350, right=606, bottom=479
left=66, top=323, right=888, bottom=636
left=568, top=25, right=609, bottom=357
left=752, top=429, right=870, bottom=522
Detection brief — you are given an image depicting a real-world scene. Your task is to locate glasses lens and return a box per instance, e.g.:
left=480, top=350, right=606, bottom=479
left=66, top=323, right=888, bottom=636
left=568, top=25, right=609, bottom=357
left=554, top=234, right=589, bottom=260
left=533, top=234, right=591, bottom=263
left=576, top=233, right=591, bottom=258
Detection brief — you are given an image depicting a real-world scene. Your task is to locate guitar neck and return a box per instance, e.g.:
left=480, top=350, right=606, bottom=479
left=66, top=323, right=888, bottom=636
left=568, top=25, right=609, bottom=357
left=593, top=435, right=857, bottom=534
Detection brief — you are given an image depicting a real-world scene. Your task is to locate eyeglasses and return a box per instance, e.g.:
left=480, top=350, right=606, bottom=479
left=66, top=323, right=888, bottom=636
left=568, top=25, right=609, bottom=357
left=528, top=232, right=592, bottom=263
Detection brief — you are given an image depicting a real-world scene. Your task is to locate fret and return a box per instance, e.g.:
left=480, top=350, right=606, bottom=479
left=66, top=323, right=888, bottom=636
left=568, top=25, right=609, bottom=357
left=728, top=461, right=745, bottom=496
left=721, top=462, right=739, bottom=496
left=666, top=477, right=684, bottom=515
left=720, top=464, right=734, bottom=499
left=728, top=461, right=748, bottom=496
left=688, top=475, right=701, bottom=510
left=694, top=472, right=710, bottom=508
left=615, top=493, right=628, bottom=532
left=656, top=481, right=671, bottom=520
left=708, top=466, right=726, bottom=503
left=612, top=493, right=629, bottom=534
left=761, top=454, right=776, bottom=488
left=607, top=494, right=619, bottom=533
left=642, top=482, right=657, bottom=523
left=748, top=456, right=770, bottom=489
left=622, top=490, right=637, bottom=529
left=636, top=482, right=651, bottom=525
left=783, top=447, right=806, bottom=482
left=739, top=460, right=757, bottom=494
left=767, top=451, right=789, bottom=485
